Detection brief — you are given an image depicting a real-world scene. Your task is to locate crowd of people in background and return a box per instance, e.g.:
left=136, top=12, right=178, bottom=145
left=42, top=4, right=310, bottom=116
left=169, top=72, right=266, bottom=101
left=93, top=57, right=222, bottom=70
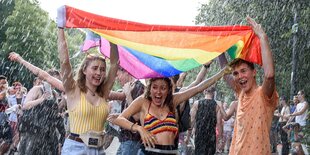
left=0, top=17, right=309, bottom=155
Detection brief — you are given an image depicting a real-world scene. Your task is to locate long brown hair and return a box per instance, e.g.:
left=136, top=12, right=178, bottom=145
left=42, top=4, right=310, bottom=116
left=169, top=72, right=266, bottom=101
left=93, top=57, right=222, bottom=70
left=76, top=55, right=106, bottom=97
left=144, top=78, right=174, bottom=112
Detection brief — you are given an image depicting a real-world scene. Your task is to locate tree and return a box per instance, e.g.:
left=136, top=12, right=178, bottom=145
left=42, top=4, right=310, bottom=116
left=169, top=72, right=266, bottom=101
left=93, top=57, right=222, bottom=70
left=1, top=0, right=84, bottom=89
left=194, top=0, right=310, bottom=102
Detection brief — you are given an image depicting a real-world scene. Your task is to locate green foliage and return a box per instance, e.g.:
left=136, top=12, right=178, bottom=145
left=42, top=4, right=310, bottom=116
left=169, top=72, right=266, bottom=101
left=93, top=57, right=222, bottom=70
left=0, top=0, right=15, bottom=48
left=194, top=0, right=309, bottom=101
left=194, top=0, right=310, bottom=147
left=0, top=0, right=84, bottom=89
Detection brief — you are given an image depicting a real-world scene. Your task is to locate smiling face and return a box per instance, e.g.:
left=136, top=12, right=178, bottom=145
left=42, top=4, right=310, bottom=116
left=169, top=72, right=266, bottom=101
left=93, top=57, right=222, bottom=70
left=232, top=62, right=257, bottom=93
left=83, top=60, right=106, bottom=87
left=150, top=79, right=169, bottom=106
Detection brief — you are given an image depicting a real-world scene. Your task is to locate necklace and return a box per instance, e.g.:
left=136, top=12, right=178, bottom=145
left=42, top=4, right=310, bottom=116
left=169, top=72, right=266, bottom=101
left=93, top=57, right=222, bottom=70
left=86, top=86, right=96, bottom=96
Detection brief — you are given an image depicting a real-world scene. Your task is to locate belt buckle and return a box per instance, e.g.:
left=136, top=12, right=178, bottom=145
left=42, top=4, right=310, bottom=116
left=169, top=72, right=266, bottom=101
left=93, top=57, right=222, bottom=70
left=79, top=130, right=105, bottom=148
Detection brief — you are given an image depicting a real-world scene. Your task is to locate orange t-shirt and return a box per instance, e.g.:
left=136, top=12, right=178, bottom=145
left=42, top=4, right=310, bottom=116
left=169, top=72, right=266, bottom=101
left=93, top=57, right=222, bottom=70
left=229, top=86, right=278, bottom=155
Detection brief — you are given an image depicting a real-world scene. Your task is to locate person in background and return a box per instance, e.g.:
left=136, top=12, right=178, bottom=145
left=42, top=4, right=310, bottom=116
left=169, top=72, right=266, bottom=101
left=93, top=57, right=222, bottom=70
left=274, top=96, right=291, bottom=155
left=287, top=90, right=308, bottom=129
left=33, top=77, right=43, bottom=86
left=290, top=95, right=299, bottom=114
left=18, top=69, right=66, bottom=155
left=114, top=68, right=145, bottom=155
left=190, top=87, right=222, bottom=155
left=282, top=122, right=305, bottom=155
left=0, top=76, right=8, bottom=112
left=221, top=102, right=235, bottom=153
left=218, top=16, right=279, bottom=155
left=170, top=62, right=211, bottom=155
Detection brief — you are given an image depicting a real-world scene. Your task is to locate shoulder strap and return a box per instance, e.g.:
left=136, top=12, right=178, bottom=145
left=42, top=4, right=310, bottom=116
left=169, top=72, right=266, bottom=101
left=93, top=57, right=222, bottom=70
left=147, top=102, right=151, bottom=113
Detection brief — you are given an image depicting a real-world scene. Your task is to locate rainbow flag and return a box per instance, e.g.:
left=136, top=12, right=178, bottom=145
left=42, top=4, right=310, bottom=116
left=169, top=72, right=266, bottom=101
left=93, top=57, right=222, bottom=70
left=58, top=5, right=262, bottom=79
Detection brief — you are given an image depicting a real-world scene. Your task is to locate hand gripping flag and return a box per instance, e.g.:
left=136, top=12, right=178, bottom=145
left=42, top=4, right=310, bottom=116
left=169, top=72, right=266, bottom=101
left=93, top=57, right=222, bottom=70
left=58, top=5, right=262, bottom=79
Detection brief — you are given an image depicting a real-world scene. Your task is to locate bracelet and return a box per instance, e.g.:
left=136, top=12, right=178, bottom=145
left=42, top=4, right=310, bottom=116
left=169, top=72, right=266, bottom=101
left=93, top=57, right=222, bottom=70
left=130, top=123, right=137, bottom=133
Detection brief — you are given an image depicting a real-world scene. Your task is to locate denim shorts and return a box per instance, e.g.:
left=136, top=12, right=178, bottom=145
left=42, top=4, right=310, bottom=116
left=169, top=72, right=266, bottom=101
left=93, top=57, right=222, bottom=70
left=117, top=140, right=141, bottom=155
left=61, top=138, right=105, bottom=155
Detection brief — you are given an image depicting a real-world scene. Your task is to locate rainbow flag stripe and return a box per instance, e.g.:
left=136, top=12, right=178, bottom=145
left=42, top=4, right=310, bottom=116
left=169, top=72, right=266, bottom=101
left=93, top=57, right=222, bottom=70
left=59, top=5, right=262, bottom=78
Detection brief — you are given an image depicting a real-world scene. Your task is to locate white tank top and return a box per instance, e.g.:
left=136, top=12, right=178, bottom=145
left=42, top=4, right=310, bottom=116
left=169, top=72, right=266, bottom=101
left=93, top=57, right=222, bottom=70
left=295, top=101, right=308, bottom=126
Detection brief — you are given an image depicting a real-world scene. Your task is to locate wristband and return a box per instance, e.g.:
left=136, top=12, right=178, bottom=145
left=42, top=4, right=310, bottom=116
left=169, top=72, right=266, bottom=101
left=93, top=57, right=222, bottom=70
left=130, top=123, right=137, bottom=133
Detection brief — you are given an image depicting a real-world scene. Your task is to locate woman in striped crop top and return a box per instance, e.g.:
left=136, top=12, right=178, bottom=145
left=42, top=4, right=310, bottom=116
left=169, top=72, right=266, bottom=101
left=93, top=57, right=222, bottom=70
left=58, top=28, right=119, bottom=155
left=112, top=66, right=231, bottom=155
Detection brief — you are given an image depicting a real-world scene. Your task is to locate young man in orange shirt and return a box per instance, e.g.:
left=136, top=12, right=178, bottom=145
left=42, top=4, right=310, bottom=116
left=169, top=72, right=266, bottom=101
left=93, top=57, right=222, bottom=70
left=219, top=17, right=279, bottom=155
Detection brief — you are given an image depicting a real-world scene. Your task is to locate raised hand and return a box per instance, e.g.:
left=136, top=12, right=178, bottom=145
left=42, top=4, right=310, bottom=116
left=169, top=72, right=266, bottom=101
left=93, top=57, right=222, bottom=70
left=246, top=16, right=266, bottom=38
left=8, top=52, right=22, bottom=62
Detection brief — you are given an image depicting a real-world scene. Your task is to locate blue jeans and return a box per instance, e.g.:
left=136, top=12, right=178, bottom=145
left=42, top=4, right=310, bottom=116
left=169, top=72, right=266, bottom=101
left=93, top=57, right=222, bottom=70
left=61, top=138, right=105, bottom=155
left=117, top=140, right=141, bottom=155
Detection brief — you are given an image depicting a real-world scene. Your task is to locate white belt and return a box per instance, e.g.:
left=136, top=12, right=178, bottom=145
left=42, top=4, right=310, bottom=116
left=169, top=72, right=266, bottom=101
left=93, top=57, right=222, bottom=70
left=145, top=147, right=179, bottom=154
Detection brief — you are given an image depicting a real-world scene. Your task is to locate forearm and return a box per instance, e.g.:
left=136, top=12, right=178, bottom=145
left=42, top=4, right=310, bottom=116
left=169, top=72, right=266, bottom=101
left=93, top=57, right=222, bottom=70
left=198, top=67, right=227, bottom=92
left=57, top=29, right=74, bottom=89
left=108, top=91, right=126, bottom=101
left=23, top=98, right=43, bottom=110
left=219, top=107, right=229, bottom=121
left=109, top=43, right=119, bottom=65
left=186, top=66, right=208, bottom=89
left=114, top=116, right=139, bottom=132
left=103, top=43, right=119, bottom=96
left=260, top=34, right=275, bottom=78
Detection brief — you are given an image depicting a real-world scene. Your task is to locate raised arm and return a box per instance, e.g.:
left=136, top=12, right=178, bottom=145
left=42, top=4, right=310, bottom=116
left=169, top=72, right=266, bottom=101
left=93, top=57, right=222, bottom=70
left=247, top=17, right=275, bottom=98
left=190, top=101, right=198, bottom=129
left=180, top=61, right=211, bottom=91
left=8, top=52, right=64, bottom=91
left=218, top=54, right=240, bottom=93
left=173, top=66, right=231, bottom=106
left=57, top=29, right=76, bottom=93
left=22, top=86, right=46, bottom=110
left=218, top=100, right=237, bottom=121
left=102, top=43, right=119, bottom=99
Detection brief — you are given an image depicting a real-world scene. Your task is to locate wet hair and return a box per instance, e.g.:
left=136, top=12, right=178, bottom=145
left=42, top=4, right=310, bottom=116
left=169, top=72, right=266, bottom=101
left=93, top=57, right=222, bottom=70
left=280, top=95, right=287, bottom=102
left=204, top=86, right=216, bottom=96
left=229, top=58, right=255, bottom=70
left=47, top=69, right=60, bottom=77
left=0, top=75, right=7, bottom=80
left=77, top=55, right=106, bottom=97
left=131, top=81, right=145, bottom=100
left=144, top=78, right=174, bottom=112
left=170, top=74, right=180, bottom=84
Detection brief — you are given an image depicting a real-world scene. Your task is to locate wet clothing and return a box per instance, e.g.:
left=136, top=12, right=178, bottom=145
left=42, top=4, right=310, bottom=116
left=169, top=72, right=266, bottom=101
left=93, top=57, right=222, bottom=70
left=117, top=80, right=145, bottom=155
left=138, top=144, right=177, bottom=155
left=144, top=104, right=178, bottom=135
left=68, top=92, right=109, bottom=134
left=229, top=86, right=278, bottom=155
left=0, top=112, right=12, bottom=143
left=18, top=90, right=65, bottom=155
left=61, top=138, right=105, bottom=155
left=194, top=99, right=217, bottom=155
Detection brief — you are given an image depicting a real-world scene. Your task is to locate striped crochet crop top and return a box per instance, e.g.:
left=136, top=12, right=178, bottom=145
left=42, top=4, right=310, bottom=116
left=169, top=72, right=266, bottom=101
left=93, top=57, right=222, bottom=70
left=144, top=103, right=178, bottom=135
